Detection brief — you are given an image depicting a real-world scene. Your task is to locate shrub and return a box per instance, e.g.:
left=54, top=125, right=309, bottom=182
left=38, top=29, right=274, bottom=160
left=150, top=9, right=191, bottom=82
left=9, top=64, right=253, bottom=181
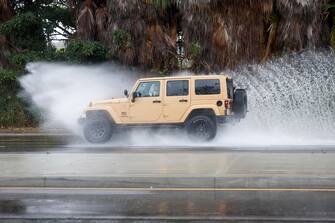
left=8, top=51, right=42, bottom=66
left=112, top=29, right=132, bottom=48
left=0, top=69, right=20, bottom=82
left=188, top=42, right=202, bottom=61
left=0, top=69, right=37, bottom=127
left=65, top=40, right=109, bottom=62
left=0, top=12, right=46, bottom=51
left=331, top=17, right=335, bottom=49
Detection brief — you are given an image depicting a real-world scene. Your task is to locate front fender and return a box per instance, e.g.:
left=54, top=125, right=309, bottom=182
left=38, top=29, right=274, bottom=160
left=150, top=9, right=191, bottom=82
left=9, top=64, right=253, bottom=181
left=84, top=106, right=121, bottom=124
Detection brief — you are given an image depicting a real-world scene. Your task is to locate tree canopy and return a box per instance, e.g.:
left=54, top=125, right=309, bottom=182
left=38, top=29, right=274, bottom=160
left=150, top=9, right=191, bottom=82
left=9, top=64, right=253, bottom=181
left=1, top=0, right=335, bottom=128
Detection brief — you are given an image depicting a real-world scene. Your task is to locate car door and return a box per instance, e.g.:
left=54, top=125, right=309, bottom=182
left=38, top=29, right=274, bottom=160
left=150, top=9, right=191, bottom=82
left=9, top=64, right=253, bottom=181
left=163, top=79, right=190, bottom=122
left=129, top=81, right=163, bottom=123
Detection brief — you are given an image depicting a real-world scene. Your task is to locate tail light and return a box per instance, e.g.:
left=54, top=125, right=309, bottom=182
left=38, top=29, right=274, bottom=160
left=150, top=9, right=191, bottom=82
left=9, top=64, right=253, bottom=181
left=224, top=100, right=232, bottom=109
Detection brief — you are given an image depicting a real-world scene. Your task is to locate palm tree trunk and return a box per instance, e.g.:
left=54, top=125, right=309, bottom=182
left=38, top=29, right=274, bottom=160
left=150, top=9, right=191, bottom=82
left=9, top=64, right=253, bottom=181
left=0, top=0, right=15, bottom=68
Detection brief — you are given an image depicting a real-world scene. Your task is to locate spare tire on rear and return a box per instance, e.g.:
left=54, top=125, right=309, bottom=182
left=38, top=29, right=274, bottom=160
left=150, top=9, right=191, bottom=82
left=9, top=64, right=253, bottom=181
left=233, top=89, right=247, bottom=119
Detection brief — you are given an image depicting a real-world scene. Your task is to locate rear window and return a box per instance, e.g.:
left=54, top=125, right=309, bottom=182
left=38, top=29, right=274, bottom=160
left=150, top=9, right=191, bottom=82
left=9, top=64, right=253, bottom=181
left=167, top=80, right=189, bottom=96
left=195, top=79, right=220, bottom=95
left=226, top=78, right=234, bottom=99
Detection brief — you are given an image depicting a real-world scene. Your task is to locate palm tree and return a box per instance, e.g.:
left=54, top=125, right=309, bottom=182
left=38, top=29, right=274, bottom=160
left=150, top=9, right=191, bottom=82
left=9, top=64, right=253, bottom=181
left=0, top=0, right=14, bottom=21
left=325, top=0, right=335, bottom=48
left=179, top=0, right=273, bottom=71
left=73, top=0, right=331, bottom=71
left=105, top=0, right=178, bottom=70
left=76, top=0, right=97, bottom=40
left=0, top=0, right=15, bottom=68
left=274, top=0, right=326, bottom=51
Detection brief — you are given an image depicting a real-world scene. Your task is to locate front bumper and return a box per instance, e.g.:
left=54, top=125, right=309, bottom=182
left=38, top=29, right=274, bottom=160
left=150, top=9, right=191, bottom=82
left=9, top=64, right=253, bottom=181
left=78, top=112, right=87, bottom=125
left=78, top=117, right=86, bottom=125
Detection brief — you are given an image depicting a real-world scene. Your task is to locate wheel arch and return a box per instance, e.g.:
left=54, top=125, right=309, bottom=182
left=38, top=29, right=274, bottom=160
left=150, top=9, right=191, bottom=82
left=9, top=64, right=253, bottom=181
left=183, top=107, right=217, bottom=123
left=85, top=109, right=116, bottom=123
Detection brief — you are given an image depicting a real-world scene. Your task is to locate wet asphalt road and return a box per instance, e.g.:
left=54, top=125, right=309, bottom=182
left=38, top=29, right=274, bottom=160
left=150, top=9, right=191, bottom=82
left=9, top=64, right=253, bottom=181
left=2, top=187, right=335, bottom=222
left=1, top=134, right=335, bottom=222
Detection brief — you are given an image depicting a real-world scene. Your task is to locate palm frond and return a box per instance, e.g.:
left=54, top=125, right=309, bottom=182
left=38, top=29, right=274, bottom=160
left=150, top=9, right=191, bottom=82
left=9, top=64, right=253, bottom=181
left=275, top=0, right=327, bottom=51
left=179, top=0, right=272, bottom=70
left=76, top=0, right=96, bottom=40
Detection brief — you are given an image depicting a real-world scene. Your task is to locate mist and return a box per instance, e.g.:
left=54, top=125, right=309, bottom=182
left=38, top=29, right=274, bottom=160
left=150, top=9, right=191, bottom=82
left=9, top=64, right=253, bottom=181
left=19, top=50, right=335, bottom=146
left=20, top=62, right=137, bottom=135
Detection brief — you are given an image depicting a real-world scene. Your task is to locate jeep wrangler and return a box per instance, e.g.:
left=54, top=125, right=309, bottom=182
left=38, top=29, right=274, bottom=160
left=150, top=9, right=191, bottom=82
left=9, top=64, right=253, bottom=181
left=79, top=75, right=247, bottom=143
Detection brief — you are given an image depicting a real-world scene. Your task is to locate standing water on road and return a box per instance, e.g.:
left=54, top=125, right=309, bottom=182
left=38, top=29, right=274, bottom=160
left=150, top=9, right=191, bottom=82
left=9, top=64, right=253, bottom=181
left=20, top=50, right=335, bottom=146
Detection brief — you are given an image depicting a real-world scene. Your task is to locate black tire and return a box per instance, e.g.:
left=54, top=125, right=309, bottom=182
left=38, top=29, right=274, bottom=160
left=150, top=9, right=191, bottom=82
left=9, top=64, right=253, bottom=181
left=186, top=115, right=217, bottom=141
left=233, top=89, right=248, bottom=119
left=83, top=117, right=113, bottom=143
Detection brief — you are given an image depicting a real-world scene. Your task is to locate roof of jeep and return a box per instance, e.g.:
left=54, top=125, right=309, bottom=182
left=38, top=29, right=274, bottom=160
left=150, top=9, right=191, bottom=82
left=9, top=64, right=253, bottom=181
left=138, top=74, right=231, bottom=81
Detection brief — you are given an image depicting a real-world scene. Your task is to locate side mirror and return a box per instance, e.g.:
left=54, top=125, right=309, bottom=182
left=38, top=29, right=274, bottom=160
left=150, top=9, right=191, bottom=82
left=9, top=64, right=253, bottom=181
left=124, top=89, right=129, bottom=97
left=131, top=91, right=138, bottom=103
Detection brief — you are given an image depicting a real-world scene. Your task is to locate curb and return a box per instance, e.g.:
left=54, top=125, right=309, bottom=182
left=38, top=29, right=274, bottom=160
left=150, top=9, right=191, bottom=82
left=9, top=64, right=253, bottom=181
left=1, top=176, right=335, bottom=189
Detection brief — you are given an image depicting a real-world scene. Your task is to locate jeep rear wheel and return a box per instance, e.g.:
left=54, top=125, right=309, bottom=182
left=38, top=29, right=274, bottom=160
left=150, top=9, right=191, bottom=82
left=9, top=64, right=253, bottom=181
left=83, top=118, right=112, bottom=143
left=186, top=115, right=217, bottom=141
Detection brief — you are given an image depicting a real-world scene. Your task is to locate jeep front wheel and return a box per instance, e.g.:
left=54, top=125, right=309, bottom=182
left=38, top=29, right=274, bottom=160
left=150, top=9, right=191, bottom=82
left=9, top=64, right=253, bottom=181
left=83, top=118, right=112, bottom=143
left=186, top=115, right=217, bottom=141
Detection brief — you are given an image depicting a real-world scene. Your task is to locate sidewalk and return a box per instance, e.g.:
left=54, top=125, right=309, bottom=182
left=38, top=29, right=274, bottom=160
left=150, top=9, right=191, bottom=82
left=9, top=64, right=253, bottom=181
left=0, top=151, right=334, bottom=189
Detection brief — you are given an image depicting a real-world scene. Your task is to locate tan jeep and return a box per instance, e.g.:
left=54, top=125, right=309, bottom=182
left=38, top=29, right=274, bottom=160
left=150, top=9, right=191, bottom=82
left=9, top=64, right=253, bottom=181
left=79, top=75, right=247, bottom=143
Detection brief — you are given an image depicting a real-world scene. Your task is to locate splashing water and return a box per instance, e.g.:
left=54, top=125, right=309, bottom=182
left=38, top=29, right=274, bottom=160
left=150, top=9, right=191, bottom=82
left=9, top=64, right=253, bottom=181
left=220, top=50, right=335, bottom=145
left=19, top=50, right=335, bottom=146
left=20, top=62, right=138, bottom=134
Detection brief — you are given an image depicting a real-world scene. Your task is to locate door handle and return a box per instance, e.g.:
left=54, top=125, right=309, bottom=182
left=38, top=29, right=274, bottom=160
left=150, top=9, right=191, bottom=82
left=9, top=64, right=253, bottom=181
left=153, top=100, right=161, bottom=103
left=179, top=99, right=188, bottom=102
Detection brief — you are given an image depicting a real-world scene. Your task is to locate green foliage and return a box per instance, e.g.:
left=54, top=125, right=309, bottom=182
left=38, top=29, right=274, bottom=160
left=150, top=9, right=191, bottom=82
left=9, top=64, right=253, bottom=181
left=0, top=1, right=97, bottom=128
left=8, top=51, right=42, bottom=65
left=65, top=40, right=109, bottom=62
left=41, top=5, right=75, bottom=40
left=112, top=29, right=132, bottom=48
left=331, top=24, right=335, bottom=49
left=0, top=68, right=36, bottom=127
left=188, top=42, right=202, bottom=61
left=322, top=1, right=335, bottom=17
left=12, top=0, right=75, bottom=29
left=0, top=12, right=46, bottom=51
left=267, top=12, right=280, bottom=25
left=42, top=5, right=75, bottom=27
left=322, top=0, right=335, bottom=49
left=330, top=23, right=335, bottom=49
left=8, top=48, right=66, bottom=66
left=0, top=69, right=20, bottom=82
left=0, top=79, right=37, bottom=128
left=148, top=0, right=172, bottom=10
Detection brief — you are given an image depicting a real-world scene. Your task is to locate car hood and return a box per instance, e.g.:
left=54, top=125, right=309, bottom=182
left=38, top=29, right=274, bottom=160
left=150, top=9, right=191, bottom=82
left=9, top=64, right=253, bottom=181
left=91, top=98, right=128, bottom=105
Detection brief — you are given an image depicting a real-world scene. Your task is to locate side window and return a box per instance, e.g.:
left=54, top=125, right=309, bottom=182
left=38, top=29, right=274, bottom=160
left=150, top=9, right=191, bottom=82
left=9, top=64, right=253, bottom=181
left=136, top=81, right=160, bottom=97
left=195, top=79, right=220, bottom=95
left=167, top=80, right=189, bottom=96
